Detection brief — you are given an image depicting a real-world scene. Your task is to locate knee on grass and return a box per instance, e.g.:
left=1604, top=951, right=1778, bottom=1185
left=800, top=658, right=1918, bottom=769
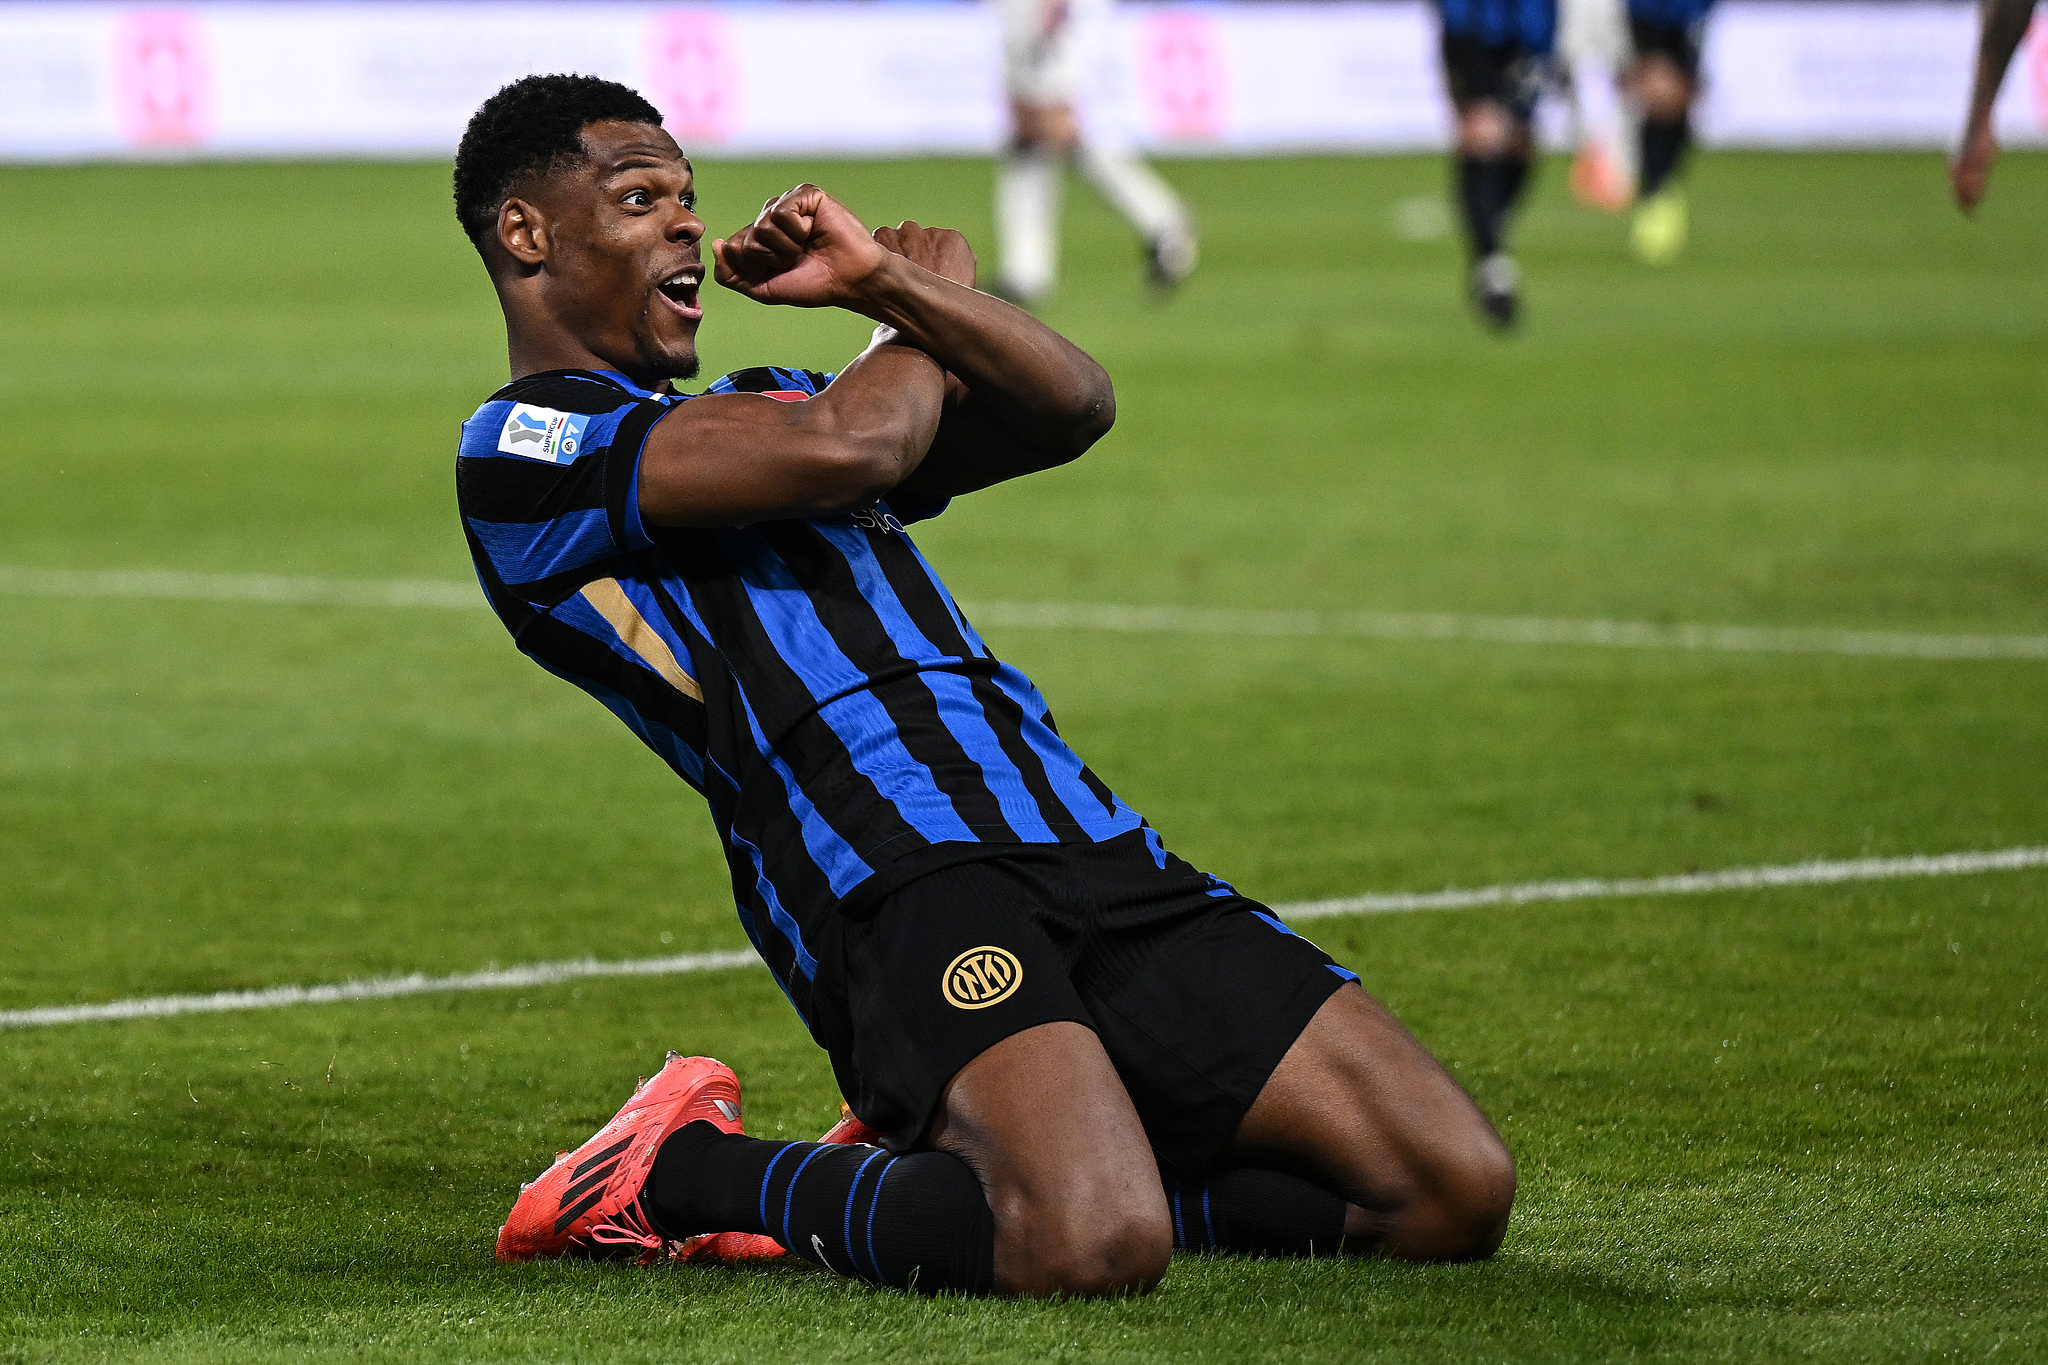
left=997, top=1201, right=1172, bottom=1298
left=1383, top=1128, right=1518, bottom=1263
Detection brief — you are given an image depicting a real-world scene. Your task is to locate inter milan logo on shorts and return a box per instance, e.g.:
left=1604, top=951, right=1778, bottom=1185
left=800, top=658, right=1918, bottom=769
left=941, top=946, right=1023, bottom=1010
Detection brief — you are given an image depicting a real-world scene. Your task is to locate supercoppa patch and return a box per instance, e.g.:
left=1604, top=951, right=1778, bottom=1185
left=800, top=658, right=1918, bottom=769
left=496, top=404, right=592, bottom=463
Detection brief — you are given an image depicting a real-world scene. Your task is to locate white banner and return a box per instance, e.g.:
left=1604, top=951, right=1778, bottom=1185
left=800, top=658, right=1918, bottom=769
left=0, top=1, right=2042, bottom=161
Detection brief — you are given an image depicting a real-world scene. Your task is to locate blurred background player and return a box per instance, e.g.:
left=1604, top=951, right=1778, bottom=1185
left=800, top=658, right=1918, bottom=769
left=1621, top=0, right=1716, bottom=263
left=1436, top=0, right=1557, bottom=328
left=994, top=0, right=1200, bottom=304
left=1562, top=0, right=1637, bottom=215
left=1951, top=0, right=2041, bottom=213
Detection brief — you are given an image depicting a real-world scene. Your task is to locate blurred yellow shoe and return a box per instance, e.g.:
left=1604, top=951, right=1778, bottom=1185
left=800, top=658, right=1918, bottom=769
left=1631, top=190, right=1688, bottom=265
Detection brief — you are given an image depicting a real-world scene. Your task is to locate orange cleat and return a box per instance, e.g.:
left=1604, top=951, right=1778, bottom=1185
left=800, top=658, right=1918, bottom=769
left=1570, top=143, right=1636, bottom=215
left=672, top=1230, right=787, bottom=1264
left=495, top=1052, right=743, bottom=1264
left=818, top=1100, right=882, bottom=1147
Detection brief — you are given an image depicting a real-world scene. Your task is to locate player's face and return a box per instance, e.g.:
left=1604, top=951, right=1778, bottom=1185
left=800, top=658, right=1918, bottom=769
left=539, top=121, right=705, bottom=381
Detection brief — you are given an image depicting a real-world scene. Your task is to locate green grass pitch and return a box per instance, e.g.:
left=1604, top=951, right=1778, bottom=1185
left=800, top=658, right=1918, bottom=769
left=2, top=149, right=2044, bottom=1362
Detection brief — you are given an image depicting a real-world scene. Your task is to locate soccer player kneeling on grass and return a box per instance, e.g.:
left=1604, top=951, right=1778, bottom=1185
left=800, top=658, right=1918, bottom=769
left=452, top=74, right=1515, bottom=1297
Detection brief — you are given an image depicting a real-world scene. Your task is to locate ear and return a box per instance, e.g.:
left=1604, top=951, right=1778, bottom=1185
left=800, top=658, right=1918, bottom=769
left=497, top=197, right=548, bottom=268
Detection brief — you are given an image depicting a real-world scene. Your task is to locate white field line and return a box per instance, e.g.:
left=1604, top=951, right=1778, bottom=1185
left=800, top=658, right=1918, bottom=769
left=1277, top=845, right=2048, bottom=920
left=0, top=951, right=760, bottom=1030
left=2, top=566, right=2045, bottom=661
left=6, top=847, right=2045, bottom=1031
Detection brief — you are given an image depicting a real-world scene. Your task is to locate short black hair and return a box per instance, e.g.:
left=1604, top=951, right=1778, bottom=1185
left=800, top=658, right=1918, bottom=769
left=452, top=74, right=664, bottom=255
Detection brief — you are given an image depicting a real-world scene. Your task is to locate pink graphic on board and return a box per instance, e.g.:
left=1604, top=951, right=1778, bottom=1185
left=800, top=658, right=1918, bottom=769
left=1137, top=12, right=1227, bottom=142
left=113, top=11, right=209, bottom=147
left=2028, top=16, right=2048, bottom=129
left=647, top=11, right=739, bottom=144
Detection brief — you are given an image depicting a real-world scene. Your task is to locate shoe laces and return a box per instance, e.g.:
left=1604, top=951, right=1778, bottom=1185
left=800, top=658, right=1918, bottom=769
left=587, top=1200, right=667, bottom=1261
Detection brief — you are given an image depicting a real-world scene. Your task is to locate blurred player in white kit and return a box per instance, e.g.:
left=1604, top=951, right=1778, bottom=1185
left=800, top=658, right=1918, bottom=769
left=994, top=0, right=1200, bottom=304
left=1561, top=0, right=1638, bottom=215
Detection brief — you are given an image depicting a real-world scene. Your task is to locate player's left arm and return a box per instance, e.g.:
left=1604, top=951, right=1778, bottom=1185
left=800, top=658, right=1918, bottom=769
left=713, top=195, right=1113, bottom=501
left=860, top=224, right=1116, bottom=503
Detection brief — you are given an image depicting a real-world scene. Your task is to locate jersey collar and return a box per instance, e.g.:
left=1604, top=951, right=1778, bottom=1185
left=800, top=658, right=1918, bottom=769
left=589, top=368, right=682, bottom=404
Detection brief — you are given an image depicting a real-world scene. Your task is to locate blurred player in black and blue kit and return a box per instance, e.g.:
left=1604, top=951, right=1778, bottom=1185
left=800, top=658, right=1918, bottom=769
left=1439, top=0, right=1716, bottom=320
left=1621, top=0, right=1717, bottom=264
left=1436, top=0, right=1557, bottom=327
left=454, top=75, right=1513, bottom=1299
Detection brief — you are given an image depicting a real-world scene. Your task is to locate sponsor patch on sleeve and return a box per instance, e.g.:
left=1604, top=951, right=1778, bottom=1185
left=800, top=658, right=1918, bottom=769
left=496, top=405, right=593, bottom=463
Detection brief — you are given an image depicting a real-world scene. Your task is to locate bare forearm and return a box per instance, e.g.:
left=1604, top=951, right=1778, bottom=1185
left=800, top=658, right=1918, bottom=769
left=1970, top=0, right=2037, bottom=124
left=850, top=256, right=1114, bottom=449
left=814, top=337, right=949, bottom=486
left=637, top=342, right=946, bottom=526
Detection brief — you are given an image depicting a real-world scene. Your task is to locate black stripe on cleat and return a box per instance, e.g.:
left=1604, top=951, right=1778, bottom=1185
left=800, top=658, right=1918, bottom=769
left=554, top=1187, right=608, bottom=1236
left=572, top=1135, right=635, bottom=1181
left=558, top=1160, right=619, bottom=1210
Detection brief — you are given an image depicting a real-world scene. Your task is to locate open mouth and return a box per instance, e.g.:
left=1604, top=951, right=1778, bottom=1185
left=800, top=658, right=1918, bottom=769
left=657, top=268, right=703, bottom=320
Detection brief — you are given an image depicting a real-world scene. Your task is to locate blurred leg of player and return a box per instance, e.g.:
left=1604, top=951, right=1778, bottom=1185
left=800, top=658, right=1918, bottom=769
left=996, top=97, right=1068, bottom=304
left=1436, top=0, right=1557, bottom=329
left=1561, top=0, right=1637, bottom=213
left=995, top=0, right=1197, bottom=304
left=1624, top=0, right=1714, bottom=263
left=1952, top=0, right=2042, bottom=213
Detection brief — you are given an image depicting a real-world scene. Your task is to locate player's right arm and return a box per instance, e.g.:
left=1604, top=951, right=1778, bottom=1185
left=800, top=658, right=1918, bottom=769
left=1953, top=0, right=2040, bottom=213
left=633, top=341, right=948, bottom=528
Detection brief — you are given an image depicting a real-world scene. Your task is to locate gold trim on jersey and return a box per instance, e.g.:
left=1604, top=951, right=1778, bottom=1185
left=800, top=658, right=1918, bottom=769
left=577, top=577, right=703, bottom=701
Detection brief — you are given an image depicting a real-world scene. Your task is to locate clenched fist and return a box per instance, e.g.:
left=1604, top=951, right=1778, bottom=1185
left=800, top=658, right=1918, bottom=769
left=712, top=184, right=890, bottom=308
left=871, top=221, right=978, bottom=289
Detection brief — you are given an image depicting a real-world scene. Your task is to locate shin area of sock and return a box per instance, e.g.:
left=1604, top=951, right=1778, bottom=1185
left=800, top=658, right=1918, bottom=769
left=647, top=1123, right=996, bottom=1294
left=995, top=149, right=1063, bottom=297
left=1639, top=116, right=1690, bottom=198
left=1455, top=155, right=1520, bottom=259
left=1166, top=1167, right=1349, bottom=1257
left=1499, top=153, right=1532, bottom=212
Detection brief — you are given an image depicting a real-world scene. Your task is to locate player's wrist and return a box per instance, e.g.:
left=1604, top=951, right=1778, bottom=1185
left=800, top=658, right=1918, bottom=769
left=845, top=253, right=937, bottom=329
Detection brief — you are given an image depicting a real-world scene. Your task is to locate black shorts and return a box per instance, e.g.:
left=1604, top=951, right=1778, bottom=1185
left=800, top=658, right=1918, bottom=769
left=1629, top=18, right=1702, bottom=81
left=1441, top=34, right=1552, bottom=123
left=807, top=831, right=1357, bottom=1176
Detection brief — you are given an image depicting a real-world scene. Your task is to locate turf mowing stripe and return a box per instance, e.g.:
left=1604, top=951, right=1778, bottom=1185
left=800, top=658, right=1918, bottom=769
left=6, top=847, right=2044, bottom=1031
left=0, top=565, right=479, bottom=610
left=966, top=601, right=2048, bottom=662
left=3, top=566, right=2045, bottom=661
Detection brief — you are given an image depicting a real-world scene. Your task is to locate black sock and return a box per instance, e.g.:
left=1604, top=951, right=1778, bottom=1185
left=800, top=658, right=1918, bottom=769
left=646, top=1121, right=996, bottom=1295
left=1456, top=154, right=1531, bottom=259
left=1499, top=154, right=1531, bottom=215
left=1639, top=116, right=1690, bottom=198
left=1165, top=1168, right=1349, bottom=1257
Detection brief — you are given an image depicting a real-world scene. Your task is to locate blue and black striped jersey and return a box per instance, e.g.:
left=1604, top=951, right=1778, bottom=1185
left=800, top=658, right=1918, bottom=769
left=1627, top=0, right=1714, bottom=30
left=456, top=366, right=1149, bottom=1023
left=1438, top=0, right=1557, bottom=52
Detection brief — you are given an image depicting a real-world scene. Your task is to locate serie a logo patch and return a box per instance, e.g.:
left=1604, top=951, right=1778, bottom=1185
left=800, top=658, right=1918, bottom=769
left=941, top=946, right=1023, bottom=1010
